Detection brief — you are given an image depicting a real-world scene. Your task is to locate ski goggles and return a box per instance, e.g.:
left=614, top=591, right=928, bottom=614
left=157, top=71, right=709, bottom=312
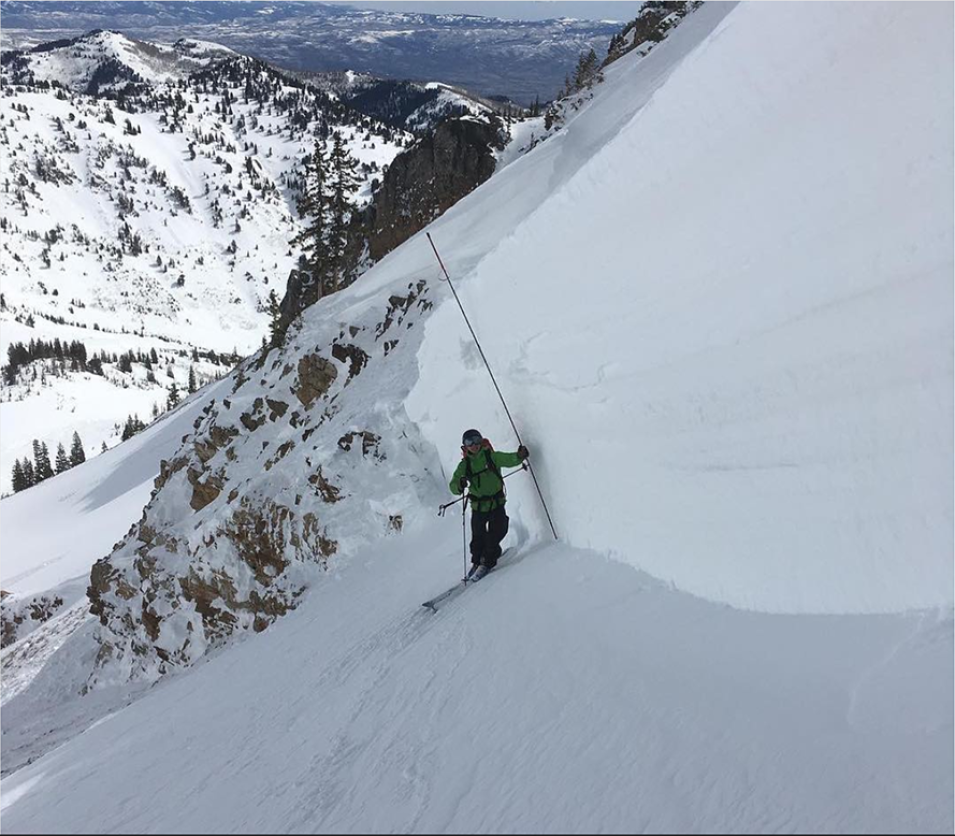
left=462, top=436, right=482, bottom=447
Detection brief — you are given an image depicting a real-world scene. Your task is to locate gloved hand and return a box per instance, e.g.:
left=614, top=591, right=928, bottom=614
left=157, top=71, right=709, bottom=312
left=517, top=444, right=529, bottom=461
left=457, top=476, right=468, bottom=493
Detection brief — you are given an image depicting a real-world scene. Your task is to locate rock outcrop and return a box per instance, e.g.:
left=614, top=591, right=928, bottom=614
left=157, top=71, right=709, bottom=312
left=364, top=115, right=507, bottom=262
left=84, top=276, right=442, bottom=688
left=278, top=115, right=506, bottom=333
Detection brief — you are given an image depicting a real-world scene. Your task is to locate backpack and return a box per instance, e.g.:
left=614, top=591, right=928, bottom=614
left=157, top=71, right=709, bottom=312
left=461, top=438, right=504, bottom=508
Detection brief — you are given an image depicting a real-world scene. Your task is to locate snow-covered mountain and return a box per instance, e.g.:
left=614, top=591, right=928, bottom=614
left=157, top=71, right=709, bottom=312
left=1, top=28, right=239, bottom=91
left=293, top=70, right=519, bottom=133
left=0, top=0, right=624, bottom=104
left=0, top=31, right=417, bottom=494
left=1, top=2, right=951, bottom=832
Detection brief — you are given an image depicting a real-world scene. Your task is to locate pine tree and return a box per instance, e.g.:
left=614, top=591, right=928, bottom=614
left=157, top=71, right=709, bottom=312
left=55, top=442, right=70, bottom=474
left=22, top=458, right=35, bottom=487
left=267, top=289, right=284, bottom=347
left=34, top=440, right=54, bottom=481
left=70, top=431, right=86, bottom=466
left=290, top=141, right=331, bottom=293
left=12, top=458, right=26, bottom=492
left=167, top=382, right=180, bottom=410
left=188, top=365, right=197, bottom=394
left=121, top=414, right=146, bottom=441
left=327, top=132, right=361, bottom=292
left=573, top=49, right=600, bottom=91
left=32, top=439, right=42, bottom=480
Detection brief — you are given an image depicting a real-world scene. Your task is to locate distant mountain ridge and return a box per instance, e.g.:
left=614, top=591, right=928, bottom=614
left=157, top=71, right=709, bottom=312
left=0, top=0, right=623, bottom=103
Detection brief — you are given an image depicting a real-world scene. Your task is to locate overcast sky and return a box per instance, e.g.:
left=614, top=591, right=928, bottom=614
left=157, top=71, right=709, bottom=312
left=323, top=1, right=648, bottom=22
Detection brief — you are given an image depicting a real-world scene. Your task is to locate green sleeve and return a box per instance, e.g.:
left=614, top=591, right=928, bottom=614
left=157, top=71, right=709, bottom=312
left=491, top=450, right=523, bottom=469
left=449, top=459, right=467, bottom=494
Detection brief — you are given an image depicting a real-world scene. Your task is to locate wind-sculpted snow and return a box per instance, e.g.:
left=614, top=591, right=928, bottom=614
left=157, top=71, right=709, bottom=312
left=411, top=1, right=954, bottom=614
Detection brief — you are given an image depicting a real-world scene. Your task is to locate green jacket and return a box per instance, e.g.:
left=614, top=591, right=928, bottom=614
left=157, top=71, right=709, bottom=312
left=449, top=448, right=523, bottom=512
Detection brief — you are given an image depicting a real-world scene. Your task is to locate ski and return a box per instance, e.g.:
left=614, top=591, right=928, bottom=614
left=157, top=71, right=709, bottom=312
left=421, top=579, right=469, bottom=613
left=421, top=550, right=509, bottom=613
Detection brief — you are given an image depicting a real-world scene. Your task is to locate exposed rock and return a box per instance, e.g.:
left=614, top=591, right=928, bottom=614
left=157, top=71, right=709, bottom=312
left=278, top=115, right=501, bottom=330
left=264, top=440, right=296, bottom=471
left=365, top=115, right=506, bottom=261
left=1, top=593, right=66, bottom=648
left=240, top=398, right=267, bottom=432
left=187, top=467, right=225, bottom=512
left=295, top=354, right=337, bottom=408
left=309, top=466, right=342, bottom=503
left=375, top=280, right=428, bottom=339
left=209, top=423, right=240, bottom=449
left=220, top=501, right=291, bottom=584
left=266, top=398, right=289, bottom=421
left=154, top=455, right=188, bottom=493
left=178, top=568, right=241, bottom=642
left=331, top=342, right=370, bottom=383
left=338, top=430, right=383, bottom=459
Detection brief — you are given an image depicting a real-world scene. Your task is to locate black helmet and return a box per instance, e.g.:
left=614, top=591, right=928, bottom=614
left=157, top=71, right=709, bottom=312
left=462, top=429, right=483, bottom=447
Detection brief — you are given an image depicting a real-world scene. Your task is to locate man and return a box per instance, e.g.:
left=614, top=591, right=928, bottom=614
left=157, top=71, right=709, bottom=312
left=449, top=429, right=529, bottom=580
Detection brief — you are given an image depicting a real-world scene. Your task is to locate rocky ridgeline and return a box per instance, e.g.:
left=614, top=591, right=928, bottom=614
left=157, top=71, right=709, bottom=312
left=85, top=276, right=440, bottom=687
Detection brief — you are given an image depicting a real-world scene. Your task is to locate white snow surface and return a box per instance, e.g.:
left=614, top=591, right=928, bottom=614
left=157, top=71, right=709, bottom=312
left=1, top=528, right=952, bottom=833
left=0, top=2, right=952, bottom=832
left=410, top=0, right=954, bottom=614
left=0, top=377, right=231, bottom=596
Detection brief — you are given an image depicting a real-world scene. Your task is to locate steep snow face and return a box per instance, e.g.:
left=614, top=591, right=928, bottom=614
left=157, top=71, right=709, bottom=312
left=408, top=1, right=954, bottom=614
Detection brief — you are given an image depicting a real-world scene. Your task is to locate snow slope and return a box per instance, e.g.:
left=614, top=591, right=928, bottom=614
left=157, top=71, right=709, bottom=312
left=0, top=529, right=951, bottom=833
left=0, top=377, right=230, bottom=597
left=0, top=2, right=951, bottom=832
left=410, top=0, right=954, bottom=614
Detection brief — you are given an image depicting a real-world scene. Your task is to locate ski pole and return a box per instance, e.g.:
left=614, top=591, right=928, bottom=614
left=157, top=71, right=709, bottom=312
left=462, top=496, right=468, bottom=580
left=427, top=232, right=559, bottom=540
left=437, top=463, right=528, bottom=516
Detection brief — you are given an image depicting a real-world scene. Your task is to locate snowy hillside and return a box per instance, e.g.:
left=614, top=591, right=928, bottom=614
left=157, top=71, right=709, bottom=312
left=1, top=2, right=951, bottom=832
left=292, top=70, right=516, bottom=133
left=1, top=29, right=238, bottom=91
left=0, top=31, right=412, bottom=493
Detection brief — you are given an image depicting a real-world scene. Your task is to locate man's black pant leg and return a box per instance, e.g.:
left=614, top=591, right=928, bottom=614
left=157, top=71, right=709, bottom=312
left=470, top=505, right=509, bottom=568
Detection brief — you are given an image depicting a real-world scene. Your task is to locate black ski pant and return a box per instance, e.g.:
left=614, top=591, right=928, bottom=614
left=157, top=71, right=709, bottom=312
left=470, top=504, right=509, bottom=568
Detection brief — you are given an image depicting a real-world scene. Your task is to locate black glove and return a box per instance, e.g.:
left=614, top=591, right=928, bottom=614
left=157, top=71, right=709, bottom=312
left=517, top=444, right=529, bottom=461
left=457, top=476, right=468, bottom=493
